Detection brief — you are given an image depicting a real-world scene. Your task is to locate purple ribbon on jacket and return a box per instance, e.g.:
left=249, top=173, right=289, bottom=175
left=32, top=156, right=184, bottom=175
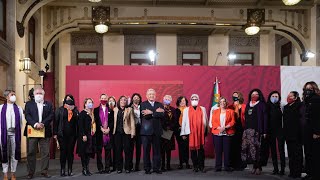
left=99, top=106, right=110, bottom=145
left=1, top=103, right=21, bottom=162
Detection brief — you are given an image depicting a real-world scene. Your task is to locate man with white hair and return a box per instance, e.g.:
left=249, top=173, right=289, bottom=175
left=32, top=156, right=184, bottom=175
left=0, top=90, right=23, bottom=180
left=140, top=89, right=164, bottom=174
left=181, top=94, right=208, bottom=173
left=24, top=87, right=54, bottom=179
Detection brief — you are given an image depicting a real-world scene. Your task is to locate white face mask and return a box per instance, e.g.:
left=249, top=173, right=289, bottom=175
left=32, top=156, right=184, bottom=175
left=191, top=100, right=199, bottom=107
left=109, top=101, right=115, bottom=106
left=9, top=95, right=16, bottom=103
left=35, top=94, right=44, bottom=103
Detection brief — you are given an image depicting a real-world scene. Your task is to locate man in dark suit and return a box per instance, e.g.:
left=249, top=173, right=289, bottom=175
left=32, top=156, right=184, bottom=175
left=140, top=89, right=164, bottom=174
left=24, top=87, right=54, bottom=179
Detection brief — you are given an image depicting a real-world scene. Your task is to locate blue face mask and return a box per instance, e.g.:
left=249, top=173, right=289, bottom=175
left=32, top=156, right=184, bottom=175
left=163, top=99, right=171, bottom=105
left=270, top=97, right=279, bottom=104
left=87, top=103, right=93, bottom=109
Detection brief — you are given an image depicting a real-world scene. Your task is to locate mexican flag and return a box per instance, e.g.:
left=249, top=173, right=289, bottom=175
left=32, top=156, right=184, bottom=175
left=212, top=77, right=220, bottom=107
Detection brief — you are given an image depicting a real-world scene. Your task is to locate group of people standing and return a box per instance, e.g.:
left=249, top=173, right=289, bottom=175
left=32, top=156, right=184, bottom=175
left=0, top=81, right=319, bottom=180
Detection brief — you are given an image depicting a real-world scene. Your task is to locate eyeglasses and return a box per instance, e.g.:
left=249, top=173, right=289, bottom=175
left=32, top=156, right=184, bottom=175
left=191, top=99, right=198, bottom=101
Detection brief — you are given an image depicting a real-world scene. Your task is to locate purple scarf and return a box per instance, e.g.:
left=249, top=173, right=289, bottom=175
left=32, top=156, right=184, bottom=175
left=1, top=103, right=21, bottom=162
left=99, top=106, right=110, bottom=145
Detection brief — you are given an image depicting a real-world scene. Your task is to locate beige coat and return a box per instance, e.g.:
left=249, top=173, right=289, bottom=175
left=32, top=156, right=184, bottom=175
left=112, top=107, right=135, bottom=136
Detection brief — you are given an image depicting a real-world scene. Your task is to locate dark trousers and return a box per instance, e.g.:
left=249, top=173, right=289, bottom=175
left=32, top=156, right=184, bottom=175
left=27, top=138, right=50, bottom=174
left=191, top=145, right=205, bottom=170
left=114, top=133, right=133, bottom=171
left=230, top=131, right=243, bottom=169
left=161, top=148, right=171, bottom=169
left=80, top=154, right=90, bottom=169
left=213, top=135, right=231, bottom=169
left=141, top=135, right=161, bottom=172
left=270, top=135, right=285, bottom=172
left=134, top=124, right=142, bottom=169
left=304, top=130, right=313, bottom=176
left=176, top=131, right=189, bottom=165
left=58, top=136, right=76, bottom=170
left=312, top=138, right=320, bottom=179
left=287, top=140, right=303, bottom=177
left=96, top=145, right=112, bottom=171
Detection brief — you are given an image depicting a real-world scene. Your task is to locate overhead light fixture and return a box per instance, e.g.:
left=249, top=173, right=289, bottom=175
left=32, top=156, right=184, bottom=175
left=19, top=57, right=31, bottom=74
left=88, top=0, right=101, bottom=2
left=92, top=6, right=110, bottom=34
left=282, top=0, right=301, bottom=5
left=95, top=22, right=109, bottom=34
left=300, top=50, right=315, bottom=62
left=245, top=9, right=265, bottom=36
left=245, top=24, right=260, bottom=36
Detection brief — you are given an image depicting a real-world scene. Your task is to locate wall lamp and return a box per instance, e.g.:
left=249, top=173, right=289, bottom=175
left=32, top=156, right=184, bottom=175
left=19, top=57, right=31, bottom=74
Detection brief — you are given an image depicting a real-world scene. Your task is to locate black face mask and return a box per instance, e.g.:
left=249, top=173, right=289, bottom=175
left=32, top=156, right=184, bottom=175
left=65, top=100, right=75, bottom=106
left=305, top=89, right=315, bottom=97
left=232, top=96, right=239, bottom=101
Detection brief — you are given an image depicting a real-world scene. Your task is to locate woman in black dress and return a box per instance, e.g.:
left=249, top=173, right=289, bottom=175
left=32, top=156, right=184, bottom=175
left=160, top=95, right=177, bottom=171
left=283, top=91, right=303, bottom=179
left=54, top=95, right=79, bottom=176
left=266, top=91, right=285, bottom=175
left=77, top=98, right=97, bottom=176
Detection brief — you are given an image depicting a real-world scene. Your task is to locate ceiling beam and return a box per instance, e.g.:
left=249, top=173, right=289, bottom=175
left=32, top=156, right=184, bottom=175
left=256, top=0, right=265, bottom=7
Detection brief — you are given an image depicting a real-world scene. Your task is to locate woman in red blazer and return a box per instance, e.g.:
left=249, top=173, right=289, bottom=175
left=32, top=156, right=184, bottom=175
left=211, top=97, right=236, bottom=172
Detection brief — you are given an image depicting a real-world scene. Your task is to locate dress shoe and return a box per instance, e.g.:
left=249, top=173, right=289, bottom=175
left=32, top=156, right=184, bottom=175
left=11, top=173, right=16, bottom=180
left=135, top=168, right=140, bottom=172
left=161, top=167, right=166, bottom=172
left=99, top=169, right=104, bottom=174
left=251, top=168, right=256, bottom=174
left=145, top=170, right=151, bottom=174
left=125, top=170, right=130, bottom=173
left=215, top=168, right=222, bottom=172
left=193, top=168, right=199, bottom=172
left=186, top=164, right=192, bottom=169
left=105, top=168, right=111, bottom=174
left=27, top=173, right=34, bottom=179
left=3, top=173, right=8, bottom=180
left=224, top=167, right=233, bottom=172
left=60, top=169, right=66, bottom=176
left=272, top=169, right=279, bottom=175
left=279, top=170, right=285, bottom=176
left=86, top=168, right=92, bottom=176
left=255, top=168, right=261, bottom=175
left=178, top=165, right=183, bottom=169
left=68, top=169, right=73, bottom=176
left=199, top=168, right=206, bottom=173
left=41, top=172, right=51, bottom=178
left=117, top=170, right=122, bottom=174
left=82, top=168, right=88, bottom=176
left=154, top=170, right=162, bottom=174
left=302, top=175, right=312, bottom=180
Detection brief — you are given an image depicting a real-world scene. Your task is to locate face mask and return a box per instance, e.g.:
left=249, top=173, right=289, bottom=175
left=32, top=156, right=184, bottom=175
left=65, top=100, right=74, bottom=106
left=9, top=95, right=16, bottom=103
left=100, top=100, right=108, bottom=105
left=251, top=95, right=259, bottom=102
left=287, top=97, right=294, bottom=104
left=109, top=101, right=115, bottom=106
left=87, top=103, right=93, bottom=109
left=305, top=89, right=315, bottom=97
left=163, top=99, right=171, bottom=105
left=270, top=97, right=279, bottom=104
left=68, top=105, right=75, bottom=110
left=35, top=94, right=44, bottom=103
left=191, top=100, right=199, bottom=107
left=232, top=96, right=239, bottom=101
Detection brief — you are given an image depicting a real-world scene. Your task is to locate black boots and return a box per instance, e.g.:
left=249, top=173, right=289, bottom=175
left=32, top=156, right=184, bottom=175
left=60, top=168, right=66, bottom=177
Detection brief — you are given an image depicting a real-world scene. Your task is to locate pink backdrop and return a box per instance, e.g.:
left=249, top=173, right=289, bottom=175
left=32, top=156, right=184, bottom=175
left=66, top=65, right=281, bottom=158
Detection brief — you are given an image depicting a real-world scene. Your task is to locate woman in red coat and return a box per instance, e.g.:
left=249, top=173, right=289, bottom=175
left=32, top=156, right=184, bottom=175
left=211, top=97, right=235, bottom=172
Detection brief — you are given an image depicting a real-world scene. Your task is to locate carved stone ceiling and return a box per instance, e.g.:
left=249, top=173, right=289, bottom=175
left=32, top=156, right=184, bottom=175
left=49, top=0, right=314, bottom=8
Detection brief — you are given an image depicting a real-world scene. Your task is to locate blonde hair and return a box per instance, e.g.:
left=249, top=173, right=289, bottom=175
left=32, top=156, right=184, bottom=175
left=163, top=95, right=172, bottom=101
left=217, top=97, right=228, bottom=107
